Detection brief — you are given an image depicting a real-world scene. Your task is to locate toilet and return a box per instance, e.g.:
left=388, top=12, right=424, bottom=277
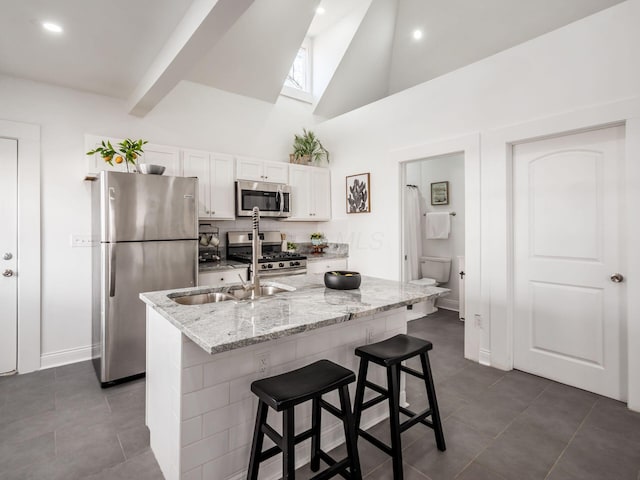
left=409, top=256, right=452, bottom=316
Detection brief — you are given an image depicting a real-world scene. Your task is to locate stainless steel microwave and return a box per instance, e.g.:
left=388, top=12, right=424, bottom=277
left=236, top=180, right=291, bottom=217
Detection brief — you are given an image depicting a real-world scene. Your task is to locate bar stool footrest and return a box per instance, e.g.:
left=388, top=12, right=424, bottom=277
left=399, top=365, right=425, bottom=380
left=311, top=451, right=353, bottom=480
left=357, top=429, right=393, bottom=456
left=399, top=407, right=434, bottom=432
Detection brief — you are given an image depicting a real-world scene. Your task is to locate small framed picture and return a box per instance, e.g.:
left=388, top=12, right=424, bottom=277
left=346, top=172, right=371, bottom=213
left=431, top=181, right=449, bottom=205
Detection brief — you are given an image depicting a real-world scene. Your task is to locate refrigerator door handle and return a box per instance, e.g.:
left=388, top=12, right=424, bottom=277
left=109, top=244, right=116, bottom=297
left=108, top=187, right=117, bottom=242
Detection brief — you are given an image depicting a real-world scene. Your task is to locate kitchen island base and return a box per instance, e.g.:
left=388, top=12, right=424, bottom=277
left=146, top=307, right=410, bottom=480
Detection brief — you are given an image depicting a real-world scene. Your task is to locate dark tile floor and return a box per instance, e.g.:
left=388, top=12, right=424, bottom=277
left=1, top=310, right=639, bottom=479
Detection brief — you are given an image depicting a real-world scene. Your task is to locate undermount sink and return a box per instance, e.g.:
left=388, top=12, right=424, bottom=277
left=172, top=292, right=235, bottom=305
left=171, top=284, right=295, bottom=305
left=229, top=285, right=290, bottom=300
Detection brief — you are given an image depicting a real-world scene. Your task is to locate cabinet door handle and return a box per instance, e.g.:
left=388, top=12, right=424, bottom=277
left=211, top=211, right=215, bottom=215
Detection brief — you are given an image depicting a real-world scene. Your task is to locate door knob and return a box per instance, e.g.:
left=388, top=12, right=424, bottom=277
left=3, top=252, right=12, bottom=260
left=610, top=273, right=624, bottom=283
left=2, top=269, right=14, bottom=277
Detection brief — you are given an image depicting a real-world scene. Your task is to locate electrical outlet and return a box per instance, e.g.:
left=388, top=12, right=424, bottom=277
left=71, top=234, right=95, bottom=247
left=365, top=327, right=374, bottom=345
left=474, top=314, right=483, bottom=329
left=255, top=352, right=270, bottom=375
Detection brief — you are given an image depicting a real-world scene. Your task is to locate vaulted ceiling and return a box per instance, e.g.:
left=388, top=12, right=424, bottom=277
left=0, top=0, right=626, bottom=118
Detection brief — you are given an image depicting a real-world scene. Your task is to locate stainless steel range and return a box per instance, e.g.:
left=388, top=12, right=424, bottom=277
left=226, top=231, right=307, bottom=277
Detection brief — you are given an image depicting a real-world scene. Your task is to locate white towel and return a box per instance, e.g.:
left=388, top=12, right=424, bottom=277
left=426, top=212, right=450, bottom=239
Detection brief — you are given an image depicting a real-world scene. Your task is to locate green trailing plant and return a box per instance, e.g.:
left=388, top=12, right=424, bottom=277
left=87, top=138, right=148, bottom=172
left=291, top=129, right=329, bottom=164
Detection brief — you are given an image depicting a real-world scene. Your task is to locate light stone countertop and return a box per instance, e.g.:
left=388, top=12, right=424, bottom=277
left=198, top=260, right=247, bottom=273
left=139, top=274, right=446, bottom=355
left=305, top=253, right=349, bottom=263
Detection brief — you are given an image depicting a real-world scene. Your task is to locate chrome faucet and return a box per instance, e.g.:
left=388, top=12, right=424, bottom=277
left=251, top=206, right=261, bottom=298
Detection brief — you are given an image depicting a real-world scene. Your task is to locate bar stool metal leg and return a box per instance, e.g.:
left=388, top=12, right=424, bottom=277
left=310, top=397, right=322, bottom=472
left=420, top=353, right=446, bottom=451
left=248, top=400, right=268, bottom=480
left=387, top=364, right=404, bottom=480
left=339, top=385, right=362, bottom=480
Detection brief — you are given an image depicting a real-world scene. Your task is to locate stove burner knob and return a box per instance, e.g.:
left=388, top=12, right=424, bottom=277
left=279, top=263, right=284, bottom=268
left=289, top=262, right=294, bottom=267
left=261, top=264, right=267, bottom=269
left=268, top=264, right=273, bottom=269
left=294, top=261, right=300, bottom=266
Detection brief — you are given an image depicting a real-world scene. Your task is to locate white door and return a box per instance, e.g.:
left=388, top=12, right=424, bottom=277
left=513, top=125, right=625, bottom=400
left=0, top=138, right=18, bottom=374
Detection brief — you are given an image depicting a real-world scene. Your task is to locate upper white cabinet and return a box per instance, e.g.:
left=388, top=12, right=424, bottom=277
left=85, top=135, right=181, bottom=177
left=138, top=144, right=181, bottom=177
left=183, top=150, right=235, bottom=220
left=287, top=165, right=331, bottom=221
left=236, top=156, right=288, bottom=184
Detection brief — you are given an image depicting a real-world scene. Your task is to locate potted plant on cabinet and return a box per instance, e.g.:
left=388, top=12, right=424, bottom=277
left=290, top=129, right=329, bottom=165
left=87, top=138, right=148, bottom=173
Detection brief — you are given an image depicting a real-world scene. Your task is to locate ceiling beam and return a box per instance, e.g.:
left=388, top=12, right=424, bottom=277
left=127, top=0, right=254, bottom=117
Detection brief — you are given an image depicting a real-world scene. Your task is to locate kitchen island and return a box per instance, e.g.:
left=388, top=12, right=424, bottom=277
left=140, top=274, right=445, bottom=480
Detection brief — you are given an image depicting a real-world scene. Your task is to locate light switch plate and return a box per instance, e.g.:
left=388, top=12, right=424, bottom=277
left=71, top=234, right=96, bottom=247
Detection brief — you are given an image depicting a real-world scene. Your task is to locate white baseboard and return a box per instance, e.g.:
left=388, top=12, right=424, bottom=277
left=435, top=298, right=459, bottom=312
left=40, top=344, right=94, bottom=370
left=479, top=348, right=491, bottom=366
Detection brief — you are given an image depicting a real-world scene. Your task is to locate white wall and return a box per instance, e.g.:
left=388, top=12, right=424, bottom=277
left=316, top=0, right=640, bottom=386
left=406, top=153, right=465, bottom=311
left=317, top=0, right=639, bottom=280
left=0, top=75, right=321, bottom=366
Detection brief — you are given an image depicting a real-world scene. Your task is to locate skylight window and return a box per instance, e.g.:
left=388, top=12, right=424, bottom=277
left=285, top=45, right=309, bottom=91
left=281, top=39, right=313, bottom=103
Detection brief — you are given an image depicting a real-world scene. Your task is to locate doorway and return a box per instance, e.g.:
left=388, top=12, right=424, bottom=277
left=0, top=137, right=18, bottom=374
left=512, top=125, right=626, bottom=400
left=401, top=152, right=465, bottom=317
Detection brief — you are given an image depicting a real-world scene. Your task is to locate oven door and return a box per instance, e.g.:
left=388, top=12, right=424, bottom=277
left=236, top=181, right=291, bottom=217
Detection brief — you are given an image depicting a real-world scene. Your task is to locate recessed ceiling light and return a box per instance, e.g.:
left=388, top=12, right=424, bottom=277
left=316, top=7, right=326, bottom=15
left=42, top=22, right=63, bottom=34
left=412, top=29, right=423, bottom=40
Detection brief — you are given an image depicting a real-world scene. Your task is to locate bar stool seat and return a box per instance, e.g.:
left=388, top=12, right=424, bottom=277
left=248, top=359, right=362, bottom=480
left=353, top=334, right=445, bottom=480
left=355, top=335, right=432, bottom=366
left=252, top=359, right=354, bottom=411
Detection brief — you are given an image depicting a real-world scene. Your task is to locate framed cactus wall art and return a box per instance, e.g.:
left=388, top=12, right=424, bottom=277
left=346, top=172, right=371, bottom=213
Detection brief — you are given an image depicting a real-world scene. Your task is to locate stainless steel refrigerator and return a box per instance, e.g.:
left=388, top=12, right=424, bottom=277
left=92, top=171, right=198, bottom=386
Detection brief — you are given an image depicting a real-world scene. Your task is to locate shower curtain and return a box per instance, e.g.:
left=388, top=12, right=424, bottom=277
left=405, top=186, right=422, bottom=281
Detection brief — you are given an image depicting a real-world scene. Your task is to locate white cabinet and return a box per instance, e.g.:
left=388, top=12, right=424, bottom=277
left=236, top=156, right=288, bottom=184
left=287, top=165, right=331, bottom=221
left=85, top=135, right=181, bottom=177
left=183, top=150, right=235, bottom=220
left=138, top=144, right=181, bottom=177
left=199, top=268, right=248, bottom=286
left=307, top=258, right=348, bottom=274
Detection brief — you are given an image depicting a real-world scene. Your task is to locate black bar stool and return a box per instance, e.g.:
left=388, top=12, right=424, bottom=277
left=353, top=334, right=446, bottom=480
left=247, top=359, right=362, bottom=480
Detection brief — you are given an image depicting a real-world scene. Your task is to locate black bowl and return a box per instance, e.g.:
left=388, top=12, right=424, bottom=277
left=324, top=271, right=361, bottom=290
